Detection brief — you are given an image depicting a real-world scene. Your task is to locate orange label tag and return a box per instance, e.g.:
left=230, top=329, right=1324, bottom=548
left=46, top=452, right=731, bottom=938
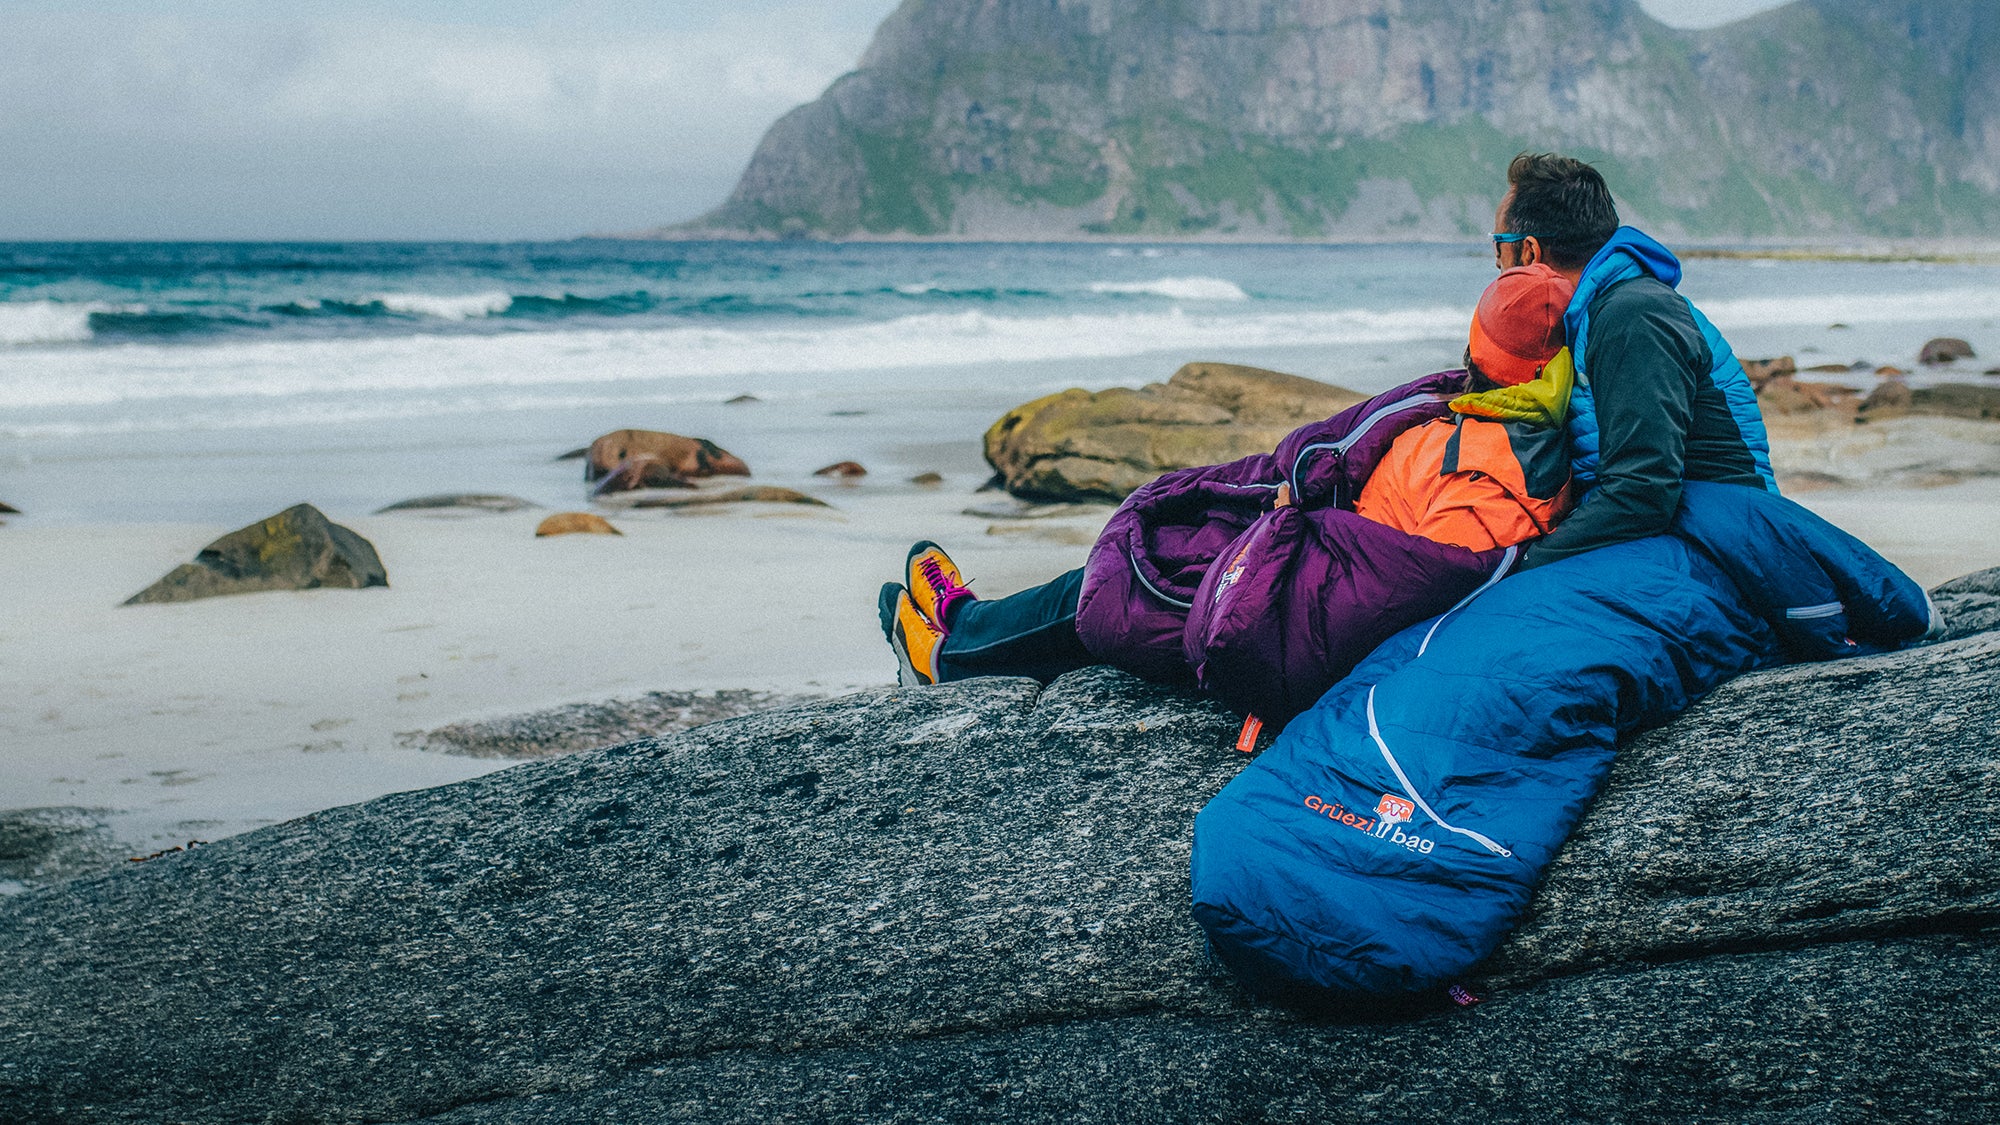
left=1235, top=714, right=1263, bottom=753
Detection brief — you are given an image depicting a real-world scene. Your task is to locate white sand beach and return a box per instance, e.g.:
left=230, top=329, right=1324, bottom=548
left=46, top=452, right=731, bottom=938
left=0, top=485, right=1118, bottom=865
left=3, top=470, right=1997, bottom=871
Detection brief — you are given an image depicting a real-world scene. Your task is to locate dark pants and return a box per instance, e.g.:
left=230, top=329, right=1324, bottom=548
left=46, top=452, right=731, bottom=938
left=938, top=567, right=1094, bottom=684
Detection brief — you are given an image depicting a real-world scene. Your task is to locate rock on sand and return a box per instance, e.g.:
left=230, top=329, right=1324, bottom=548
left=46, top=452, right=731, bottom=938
left=534, top=513, right=621, bottom=537
left=123, top=504, right=387, bottom=606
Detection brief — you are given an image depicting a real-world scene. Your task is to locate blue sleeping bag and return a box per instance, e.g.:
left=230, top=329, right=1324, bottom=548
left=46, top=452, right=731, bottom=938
left=1190, top=481, right=1938, bottom=1001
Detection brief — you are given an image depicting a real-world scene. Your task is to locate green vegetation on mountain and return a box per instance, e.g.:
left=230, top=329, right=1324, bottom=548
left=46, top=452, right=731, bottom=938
left=676, top=0, right=2000, bottom=241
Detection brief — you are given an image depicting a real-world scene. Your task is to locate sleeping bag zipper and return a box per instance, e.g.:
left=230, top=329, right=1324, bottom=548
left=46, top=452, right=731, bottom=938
left=1126, top=481, right=1277, bottom=610
left=1129, top=551, right=1193, bottom=609
left=1416, top=545, right=1520, bottom=657
left=1287, top=393, right=1447, bottom=507
left=1365, top=685, right=1515, bottom=859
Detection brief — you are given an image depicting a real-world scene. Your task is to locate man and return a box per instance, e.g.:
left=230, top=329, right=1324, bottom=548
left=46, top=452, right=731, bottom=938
left=1488, top=152, right=1776, bottom=570
left=883, top=152, right=1779, bottom=689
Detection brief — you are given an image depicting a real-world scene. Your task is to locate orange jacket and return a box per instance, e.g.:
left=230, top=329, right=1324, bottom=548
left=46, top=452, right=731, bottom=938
left=1352, top=415, right=1573, bottom=551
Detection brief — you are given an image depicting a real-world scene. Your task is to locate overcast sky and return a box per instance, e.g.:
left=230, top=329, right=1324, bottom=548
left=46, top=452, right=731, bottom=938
left=0, top=0, right=1797, bottom=241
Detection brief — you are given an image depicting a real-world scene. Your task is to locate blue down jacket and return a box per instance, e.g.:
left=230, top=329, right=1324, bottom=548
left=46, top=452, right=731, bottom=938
left=1566, top=227, right=1778, bottom=493
left=1189, top=481, right=1937, bottom=1002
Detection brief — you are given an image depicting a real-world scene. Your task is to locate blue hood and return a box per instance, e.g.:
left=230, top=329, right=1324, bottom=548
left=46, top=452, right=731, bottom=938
left=1554, top=224, right=1778, bottom=493
left=1564, top=226, right=1682, bottom=345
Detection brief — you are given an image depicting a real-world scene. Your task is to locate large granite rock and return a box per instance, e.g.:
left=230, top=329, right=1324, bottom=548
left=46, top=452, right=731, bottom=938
left=407, top=688, right=814, bottom=759
left=0, top=807, right=125, bottom=886
left=4, top=572, right=1999, bottom=1123
left=123, top=504, right=387, bottom=605
left=983, top=361, right=1368, bottom=501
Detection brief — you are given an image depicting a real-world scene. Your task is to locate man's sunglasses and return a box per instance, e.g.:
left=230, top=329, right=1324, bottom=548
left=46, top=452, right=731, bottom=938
left=1490, top=232, right=1535, bottom=245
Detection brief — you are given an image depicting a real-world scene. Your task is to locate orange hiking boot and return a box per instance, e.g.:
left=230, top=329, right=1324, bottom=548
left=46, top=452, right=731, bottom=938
left=906, top=540, right=975, bottom=630
left=879, top=582, right=946, bottom=687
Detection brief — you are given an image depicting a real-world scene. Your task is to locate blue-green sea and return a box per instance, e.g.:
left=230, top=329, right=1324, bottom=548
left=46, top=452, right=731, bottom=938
left=4, top=240, right=1997, bottom=522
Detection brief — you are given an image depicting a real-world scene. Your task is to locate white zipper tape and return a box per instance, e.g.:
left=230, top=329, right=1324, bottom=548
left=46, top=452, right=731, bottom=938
left=1366, top=685, right=1514, bottom=859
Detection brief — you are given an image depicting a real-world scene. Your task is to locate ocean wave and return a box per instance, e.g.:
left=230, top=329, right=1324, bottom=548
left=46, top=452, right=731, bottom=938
left=0, top=304, right=1470, bottom=412
left=888, top=283, right=1055, bottom=300
left=87, top=308, right=263, bottom=340
left=503, top=291, right=656, bottom=317
left=0, top=301, right=106, bottom=346
left=1087, top=277, right=1250, bottom=301
left=369, top=291, right=516, bottom=320
left=1693, top=286, right=2000, bottom=330
left=265, top=290, right=829, bottom=323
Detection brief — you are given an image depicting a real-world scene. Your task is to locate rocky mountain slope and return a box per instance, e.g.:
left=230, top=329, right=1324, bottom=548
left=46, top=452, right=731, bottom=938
left=672, top=0, right=2000, bottom=241
left=2, top=569, right=1996, bottom=1122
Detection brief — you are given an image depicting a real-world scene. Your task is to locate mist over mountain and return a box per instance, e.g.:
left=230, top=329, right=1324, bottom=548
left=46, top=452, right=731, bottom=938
left=667, top=0, right=2000, bottom=241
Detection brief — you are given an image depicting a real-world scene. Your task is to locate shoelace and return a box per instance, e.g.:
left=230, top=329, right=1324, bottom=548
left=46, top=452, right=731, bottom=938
left=919, top=557, right=973, bottom=621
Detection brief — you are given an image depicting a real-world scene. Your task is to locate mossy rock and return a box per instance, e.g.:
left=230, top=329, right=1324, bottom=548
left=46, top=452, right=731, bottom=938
left=124, top=504, right=387, bottom=606
left=983, top=361, right=1368, bottom=502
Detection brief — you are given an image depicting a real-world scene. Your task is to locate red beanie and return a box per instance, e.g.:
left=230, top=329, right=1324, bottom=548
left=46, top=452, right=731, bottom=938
left=1468, top=263, right=1576, bottom=386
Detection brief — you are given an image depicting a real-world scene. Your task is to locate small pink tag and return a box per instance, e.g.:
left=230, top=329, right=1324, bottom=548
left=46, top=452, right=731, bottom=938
left=1446, top=983, right=1483, bottom=1007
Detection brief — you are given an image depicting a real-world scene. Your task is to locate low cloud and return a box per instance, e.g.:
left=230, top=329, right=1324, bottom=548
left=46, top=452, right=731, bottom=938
left=0, top=6, right=884, bottom=238
left=1, top=0, right=1793, bottom=238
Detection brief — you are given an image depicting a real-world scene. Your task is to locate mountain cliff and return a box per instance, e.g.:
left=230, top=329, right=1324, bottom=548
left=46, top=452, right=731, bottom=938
left=671, top=0, right=2000, bottom=241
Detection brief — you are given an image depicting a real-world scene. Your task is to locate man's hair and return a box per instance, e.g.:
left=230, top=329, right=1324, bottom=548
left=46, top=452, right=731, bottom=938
left=1503, top=153, right=1618, bottom=269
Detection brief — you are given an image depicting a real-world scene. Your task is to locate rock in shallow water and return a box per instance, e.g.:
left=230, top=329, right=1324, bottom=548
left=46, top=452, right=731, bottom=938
left=582, top=430, right=750, bottom=483
left=122, top=503, right=387, bottom=605
left=598, top=486, right=830, bottom=509
left=1920, top=336, right=1976, bottom=365
left=3, top=572, right=1998, bottom=1122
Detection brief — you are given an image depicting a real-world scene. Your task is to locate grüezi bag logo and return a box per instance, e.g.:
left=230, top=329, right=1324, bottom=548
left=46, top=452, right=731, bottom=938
left=1211, top=542, right=1253, bottom=605
left=1303, top=792, right=1438, bottom=855
left=1376, top=794, right=1414, bottom=824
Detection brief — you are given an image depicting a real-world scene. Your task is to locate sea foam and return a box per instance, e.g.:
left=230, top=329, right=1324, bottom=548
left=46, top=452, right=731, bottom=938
left=1088, top=276, right=1250, bottom=301
left=0, top=303, right=1470, bottom=416
left=0, top=301, right=102, bottom=346
left=369, top=291, right=516, bottom=320
left=1696, top=286, right=2000, bottom=331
